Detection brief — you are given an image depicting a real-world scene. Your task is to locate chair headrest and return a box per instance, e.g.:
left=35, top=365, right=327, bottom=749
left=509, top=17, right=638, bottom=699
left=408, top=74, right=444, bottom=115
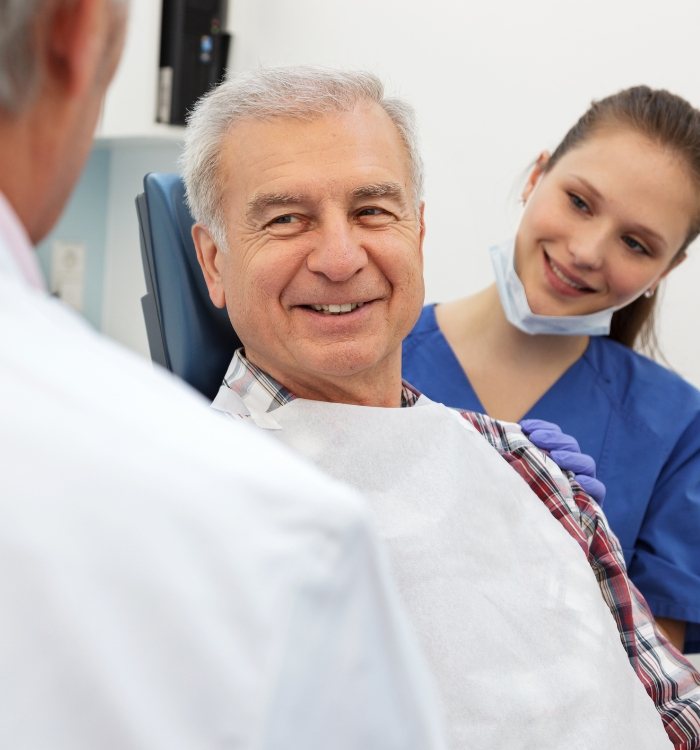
left=139, top=172, right=241, bottom=401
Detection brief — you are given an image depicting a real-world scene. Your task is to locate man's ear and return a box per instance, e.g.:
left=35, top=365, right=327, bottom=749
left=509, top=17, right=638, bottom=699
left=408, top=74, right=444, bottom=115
left=417, top=202, right=426, bottom=265
left=522, top=150, right=550, bottom=203
left=43, top=0, right=106, bottom=99
left=192, top=224, right=227, bottom=309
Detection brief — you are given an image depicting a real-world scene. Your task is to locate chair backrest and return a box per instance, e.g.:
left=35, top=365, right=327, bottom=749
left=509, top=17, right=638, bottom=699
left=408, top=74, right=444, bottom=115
left=136, top=172, right=241, bottom=401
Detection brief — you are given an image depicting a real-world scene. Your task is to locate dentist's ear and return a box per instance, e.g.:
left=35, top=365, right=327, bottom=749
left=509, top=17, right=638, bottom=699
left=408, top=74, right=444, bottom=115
left=192, top=224, right=227, bottom=309
left=521, top=151, right=551, bottom=204
left=44, top=0, right=105, bottom=100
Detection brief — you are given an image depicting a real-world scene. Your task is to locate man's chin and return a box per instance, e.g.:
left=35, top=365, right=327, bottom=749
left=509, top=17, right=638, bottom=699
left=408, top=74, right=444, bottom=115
left=308, top=341, right=395, bottom=375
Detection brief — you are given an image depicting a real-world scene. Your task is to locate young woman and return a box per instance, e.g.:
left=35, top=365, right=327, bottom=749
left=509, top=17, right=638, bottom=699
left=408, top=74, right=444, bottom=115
left=403, top=86, right=700, bottom=653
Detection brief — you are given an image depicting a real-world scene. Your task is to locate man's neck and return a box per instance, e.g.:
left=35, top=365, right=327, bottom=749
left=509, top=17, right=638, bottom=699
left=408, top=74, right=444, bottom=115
left=279, top=374, right=405, bottom=408
left=230, top=350, right=408, bottom=411
left=237, top=349, right=408, bottom=408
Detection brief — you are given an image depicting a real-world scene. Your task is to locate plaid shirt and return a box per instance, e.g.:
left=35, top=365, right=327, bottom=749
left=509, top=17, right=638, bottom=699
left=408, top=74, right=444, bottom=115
left=220, top=349, right=700, bottom=750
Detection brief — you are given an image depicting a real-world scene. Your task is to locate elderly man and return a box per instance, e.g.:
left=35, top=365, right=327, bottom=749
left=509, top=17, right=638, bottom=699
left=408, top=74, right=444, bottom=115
left=0, top=5, right=448, bottom=748
left=187, top=67, right=700, bottom=750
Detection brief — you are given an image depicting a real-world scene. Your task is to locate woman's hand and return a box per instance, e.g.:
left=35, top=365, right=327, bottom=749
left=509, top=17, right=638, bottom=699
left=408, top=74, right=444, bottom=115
left=520, top=418, right=607, bottom=505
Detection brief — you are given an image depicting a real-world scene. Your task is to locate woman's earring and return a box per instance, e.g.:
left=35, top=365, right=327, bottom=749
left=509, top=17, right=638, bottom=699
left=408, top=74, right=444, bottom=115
left=643, top=288, right=656, bottom=299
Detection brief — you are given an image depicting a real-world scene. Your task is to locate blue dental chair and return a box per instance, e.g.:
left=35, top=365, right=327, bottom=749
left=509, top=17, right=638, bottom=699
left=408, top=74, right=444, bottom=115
left=136, top=172, right=241, bottom=401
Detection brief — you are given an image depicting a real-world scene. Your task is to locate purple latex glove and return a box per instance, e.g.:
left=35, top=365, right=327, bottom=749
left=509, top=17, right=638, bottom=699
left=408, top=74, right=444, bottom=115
left=520, top=418, right=606, bottom=506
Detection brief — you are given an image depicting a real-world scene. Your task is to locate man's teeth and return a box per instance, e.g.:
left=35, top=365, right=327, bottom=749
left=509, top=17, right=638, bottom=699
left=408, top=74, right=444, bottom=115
left=548, top=257, right=587, bottom=290
left=310, top=302, right=364, bottom=315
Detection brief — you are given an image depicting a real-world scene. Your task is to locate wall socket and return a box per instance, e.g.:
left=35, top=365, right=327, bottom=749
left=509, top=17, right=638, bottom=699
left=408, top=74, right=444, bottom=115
left=50, top=240, right=86, bottom=312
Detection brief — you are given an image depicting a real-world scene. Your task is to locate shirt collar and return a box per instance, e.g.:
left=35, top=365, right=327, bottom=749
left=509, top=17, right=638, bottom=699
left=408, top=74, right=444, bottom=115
left=222, top=348, right=420, bottom=413
left=0, top=192, right=45, bottom=291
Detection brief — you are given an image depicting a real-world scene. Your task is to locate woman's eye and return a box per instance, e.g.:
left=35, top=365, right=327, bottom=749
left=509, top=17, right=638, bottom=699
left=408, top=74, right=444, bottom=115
left=622, top=235, right=650, bottom=255
left=567, top=193, right=590, bottom=213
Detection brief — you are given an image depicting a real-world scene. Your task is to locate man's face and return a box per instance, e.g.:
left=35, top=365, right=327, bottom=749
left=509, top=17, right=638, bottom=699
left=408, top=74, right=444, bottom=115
left=196, top=102, right=425, bottom=404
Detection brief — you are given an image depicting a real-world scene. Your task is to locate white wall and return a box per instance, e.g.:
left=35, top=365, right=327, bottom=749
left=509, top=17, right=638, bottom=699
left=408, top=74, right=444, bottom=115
left=228, top=0, right=700, bottom=386
left=100, top=0, right=162, bottom=137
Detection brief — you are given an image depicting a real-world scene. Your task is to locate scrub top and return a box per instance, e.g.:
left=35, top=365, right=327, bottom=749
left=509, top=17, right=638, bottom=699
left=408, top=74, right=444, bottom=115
left=403, top=303, right=700, bottom=653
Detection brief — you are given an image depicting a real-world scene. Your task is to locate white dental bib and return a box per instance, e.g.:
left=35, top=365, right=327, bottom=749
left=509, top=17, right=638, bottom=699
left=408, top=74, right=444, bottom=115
left=215, top=392, right=670, bottom=749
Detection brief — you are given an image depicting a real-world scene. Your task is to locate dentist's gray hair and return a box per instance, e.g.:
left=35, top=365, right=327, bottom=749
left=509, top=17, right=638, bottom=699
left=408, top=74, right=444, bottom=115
left=0, top=0, right=128, bottom=113
left=181, top=66, right=424, bottom=251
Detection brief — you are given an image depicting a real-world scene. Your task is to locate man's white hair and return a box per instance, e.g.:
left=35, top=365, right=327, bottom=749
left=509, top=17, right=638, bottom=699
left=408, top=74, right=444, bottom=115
left=180, top=66, right=424, bottom=251
left=0, top=0, right=127, bottom=113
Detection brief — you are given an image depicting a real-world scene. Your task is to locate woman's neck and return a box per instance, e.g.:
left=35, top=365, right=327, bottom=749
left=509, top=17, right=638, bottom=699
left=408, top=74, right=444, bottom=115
left=438, top=285, right=589, bottom=362
left=435, top=285, right=590, bottom=421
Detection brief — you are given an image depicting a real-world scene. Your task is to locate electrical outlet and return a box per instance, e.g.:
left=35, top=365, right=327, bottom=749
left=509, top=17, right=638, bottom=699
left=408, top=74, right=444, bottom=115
left=50, top=240, right=86, bottom=312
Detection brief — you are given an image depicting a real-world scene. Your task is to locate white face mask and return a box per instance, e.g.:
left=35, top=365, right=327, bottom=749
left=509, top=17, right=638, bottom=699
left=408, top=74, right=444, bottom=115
left=489, top=239, right=621, bottom=336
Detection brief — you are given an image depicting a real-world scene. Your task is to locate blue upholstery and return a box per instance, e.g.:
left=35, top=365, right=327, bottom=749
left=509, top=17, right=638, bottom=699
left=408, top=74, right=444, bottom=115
left=136, top=172, right=241, bottom=401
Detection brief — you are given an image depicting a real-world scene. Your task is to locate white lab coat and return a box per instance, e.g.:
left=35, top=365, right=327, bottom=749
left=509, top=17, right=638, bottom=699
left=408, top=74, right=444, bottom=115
left=0, top=223, right=446, bottom=749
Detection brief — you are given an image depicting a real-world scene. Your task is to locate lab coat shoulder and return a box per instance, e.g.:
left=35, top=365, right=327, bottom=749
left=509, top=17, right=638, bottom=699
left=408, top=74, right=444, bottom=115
left=0, top=276, right=446, bottom=750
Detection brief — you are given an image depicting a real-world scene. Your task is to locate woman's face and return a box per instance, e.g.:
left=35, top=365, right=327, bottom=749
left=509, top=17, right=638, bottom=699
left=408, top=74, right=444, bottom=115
left=515, top=127, right=696, bottom=317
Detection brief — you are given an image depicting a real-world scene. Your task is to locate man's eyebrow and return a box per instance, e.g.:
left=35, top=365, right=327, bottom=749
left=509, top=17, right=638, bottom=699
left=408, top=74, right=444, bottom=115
left=352, top=182, right=407, bottom=205
left=246, top=192, right=305, bottom=221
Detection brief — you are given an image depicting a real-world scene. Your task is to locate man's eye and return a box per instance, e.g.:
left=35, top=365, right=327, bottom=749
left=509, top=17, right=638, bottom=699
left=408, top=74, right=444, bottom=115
left=265, top=214, right=305, bottom=234
left=622, top=235, right=650, bottom=255
left=567, top=193, right=590, bottom=213
left=356, top=207, right=394, bottom=224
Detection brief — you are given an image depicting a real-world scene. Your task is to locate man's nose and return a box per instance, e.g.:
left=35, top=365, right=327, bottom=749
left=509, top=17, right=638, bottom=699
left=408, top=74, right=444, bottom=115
left=306, top=217, right=368, bottom=281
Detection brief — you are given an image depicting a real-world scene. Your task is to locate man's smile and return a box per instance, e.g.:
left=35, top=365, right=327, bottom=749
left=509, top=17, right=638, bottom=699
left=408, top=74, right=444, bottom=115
left=309, top=301, right=366, bottom=314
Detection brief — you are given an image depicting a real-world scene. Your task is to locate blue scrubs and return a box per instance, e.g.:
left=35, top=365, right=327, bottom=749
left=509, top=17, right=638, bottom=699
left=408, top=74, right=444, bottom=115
left=403, top=303, right=700, bottom=653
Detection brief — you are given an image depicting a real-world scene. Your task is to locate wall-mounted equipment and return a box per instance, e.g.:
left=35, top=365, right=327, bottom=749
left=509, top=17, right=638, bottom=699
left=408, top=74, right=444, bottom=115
left=157, top=0, right=231, bottom=126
